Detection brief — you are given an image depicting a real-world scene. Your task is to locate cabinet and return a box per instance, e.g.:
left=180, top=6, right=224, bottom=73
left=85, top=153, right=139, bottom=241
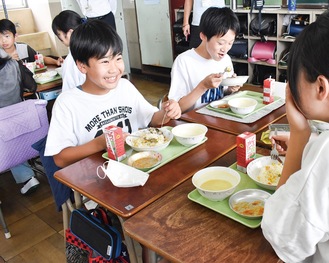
left=231, top=8, right=325, bottom=84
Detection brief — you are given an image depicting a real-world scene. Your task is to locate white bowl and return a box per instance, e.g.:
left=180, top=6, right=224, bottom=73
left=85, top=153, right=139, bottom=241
left=247, top=156, right=284, bottom=191
left=33, top=70, right=58, bottom=83
left=310, top=120, right=329, bottom=132
left=171, top=123, right=208, bottom=146
left=127, top=151, right=162, bottom=171
left=221, top=75, right=249, bottom=86
left=126, top=127, right=173, bottom=152
left=228, top=97, right=258, bottom=115
left=192, top=166, right=241, bottom=201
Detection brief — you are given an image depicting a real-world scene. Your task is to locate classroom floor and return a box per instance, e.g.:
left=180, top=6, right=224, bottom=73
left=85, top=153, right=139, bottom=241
left=0, top=72, right=169, bottom=263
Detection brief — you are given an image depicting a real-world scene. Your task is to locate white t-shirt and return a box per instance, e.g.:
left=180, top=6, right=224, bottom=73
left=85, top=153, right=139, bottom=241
left=192, top=0, right=225, bottom=26
left=61, top=51, right=86, bottom=92
left=168, top=48, right=233, bottom=111
left=45, top=78, right=158, bottom=156
left=261, top=131, right=329, bottom=263
left=76, top=0, right=117, bottom=17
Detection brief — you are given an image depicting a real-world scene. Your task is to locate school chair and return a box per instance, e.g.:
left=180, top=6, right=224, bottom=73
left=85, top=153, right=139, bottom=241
left=0, top=99, right=49, bottom=238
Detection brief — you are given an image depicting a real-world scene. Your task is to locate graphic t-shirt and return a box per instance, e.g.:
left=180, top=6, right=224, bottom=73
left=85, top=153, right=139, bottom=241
left=45, top=78, right=158, bottom=156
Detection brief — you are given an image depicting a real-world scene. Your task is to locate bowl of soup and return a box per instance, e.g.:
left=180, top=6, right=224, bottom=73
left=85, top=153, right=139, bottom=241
left=192, top=166, right=241, bottom=201
left=127, top=151, right=162, bottom=171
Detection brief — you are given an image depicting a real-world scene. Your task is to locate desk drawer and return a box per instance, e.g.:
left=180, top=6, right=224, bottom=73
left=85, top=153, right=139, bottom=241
left=39, top=88, right=61, bottom=100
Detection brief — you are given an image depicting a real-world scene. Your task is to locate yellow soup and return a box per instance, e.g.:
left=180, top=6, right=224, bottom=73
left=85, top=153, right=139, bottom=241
left=200, top=179, right=233, bottom=191
left=132, top=157, right=158, bottom=169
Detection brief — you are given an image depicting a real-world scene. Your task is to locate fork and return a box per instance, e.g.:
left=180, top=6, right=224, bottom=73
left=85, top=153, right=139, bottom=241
left=270, top=128, right=283, bottom=164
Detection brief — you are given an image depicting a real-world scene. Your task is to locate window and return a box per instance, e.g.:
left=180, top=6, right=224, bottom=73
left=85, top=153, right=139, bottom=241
left=0, top=0, right=27, bottom=10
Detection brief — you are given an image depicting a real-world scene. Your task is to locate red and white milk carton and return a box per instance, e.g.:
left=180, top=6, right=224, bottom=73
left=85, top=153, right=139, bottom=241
left=34, top=53, right=45, bottom=69
left=103, top=125, right=126, bottom=161
left=263, top=77, right=275, bottom=105
left=236, top=132, right=256, bottom=173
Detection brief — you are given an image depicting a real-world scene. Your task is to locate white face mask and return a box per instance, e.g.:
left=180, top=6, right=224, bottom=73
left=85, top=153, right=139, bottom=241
left=96, top=159, right=149, bottom=188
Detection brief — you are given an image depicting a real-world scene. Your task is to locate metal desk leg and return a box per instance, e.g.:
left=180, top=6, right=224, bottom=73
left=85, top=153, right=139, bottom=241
left=118, top=216, right=139, bottom=263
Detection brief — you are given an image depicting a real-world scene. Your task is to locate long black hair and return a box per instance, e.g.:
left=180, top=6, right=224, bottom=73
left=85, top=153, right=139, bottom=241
left=288, top=10, right=329, bottom=105
left=52, top=10, right=83, bottom=36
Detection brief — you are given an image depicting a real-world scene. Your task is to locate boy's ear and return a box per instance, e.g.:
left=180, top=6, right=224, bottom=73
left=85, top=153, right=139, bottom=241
left=200, top=32, right=207, bottom=42
left=76, top=61, right=87, bottom=74
left=317, top=75, right=329, bottom=101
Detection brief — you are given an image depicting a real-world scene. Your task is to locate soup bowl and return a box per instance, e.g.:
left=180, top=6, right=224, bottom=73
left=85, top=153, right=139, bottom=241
left=171, top=123, right=208, bottom=146
left=192, top=166, right=241, bottom=201
left=228, top=97, right=258, bottom=115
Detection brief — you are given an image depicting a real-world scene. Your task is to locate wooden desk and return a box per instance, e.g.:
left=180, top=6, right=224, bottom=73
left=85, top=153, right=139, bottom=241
left=23, top=66, right=62, bottom=97
left=123, top=148, right=282, bottom=263
left=54, top=120, right=237, bottom=219
left=54, top=119, right=237, bottom=262
left=180, top=85, right=286, bottom=136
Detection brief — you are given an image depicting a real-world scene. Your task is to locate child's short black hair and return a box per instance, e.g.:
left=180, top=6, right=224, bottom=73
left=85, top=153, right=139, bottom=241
left=52, top=10, right=83, bottom=36
left=0, top=19, right=16, bottom=35
left=70, top=20, right=123, bottom=66
left=199, top=7, right=240, bottom=40
left=288, top=10, right=329, bottom=105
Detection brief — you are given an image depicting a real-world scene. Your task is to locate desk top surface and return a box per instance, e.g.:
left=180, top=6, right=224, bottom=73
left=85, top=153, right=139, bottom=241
left=54, top=119, right=237, bottom=218
left=123, top=148, right=282, bottom=263
left=180, top=85, right=286, bottom=135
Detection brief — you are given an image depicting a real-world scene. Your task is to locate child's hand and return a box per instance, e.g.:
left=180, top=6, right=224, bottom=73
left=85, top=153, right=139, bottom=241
left=227, top=85, right=241, bottom=94
left=162, top=99, right=181, bottom=120
left=56, top=56, right=64, bottom=66
left=11, top=52, right=19, bottom=61
left=202, top=73, right=224, bottom=90
left=270, top=134, right=290, bottom=155
left=285, top=85, right=311, bottom=134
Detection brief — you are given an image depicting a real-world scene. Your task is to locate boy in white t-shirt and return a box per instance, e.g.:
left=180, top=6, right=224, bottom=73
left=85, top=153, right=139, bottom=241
left=45, top=20, right=181, bottom=168
left=169, top=7, right=241, bottom=113
left=261, top=11, right=329, bottom=262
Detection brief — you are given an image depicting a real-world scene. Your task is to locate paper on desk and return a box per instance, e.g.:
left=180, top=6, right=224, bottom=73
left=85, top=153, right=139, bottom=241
left=97, top=159, right=149, bottom=187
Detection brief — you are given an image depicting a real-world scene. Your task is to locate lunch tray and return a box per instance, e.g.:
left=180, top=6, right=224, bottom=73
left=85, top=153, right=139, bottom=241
left=206, top=90, right=281, bottom=119
left=35, top=74, right=61, bottom=85
left=102, top=132, right=208, bottom=174
left=188, top=159, right=274, bottom=228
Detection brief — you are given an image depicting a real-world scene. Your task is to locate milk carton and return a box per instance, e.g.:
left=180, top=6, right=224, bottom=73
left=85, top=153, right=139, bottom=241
left=236, top=132, right=256, bottom=173
left=263, top=77, right=275, bottom=104
left=103, top=125, right=126, bottom=161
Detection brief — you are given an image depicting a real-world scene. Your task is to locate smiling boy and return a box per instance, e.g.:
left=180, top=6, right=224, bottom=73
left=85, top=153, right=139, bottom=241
left=168, top=7, right=241, bottom=113
left=45, top=20, right=181, bottom=168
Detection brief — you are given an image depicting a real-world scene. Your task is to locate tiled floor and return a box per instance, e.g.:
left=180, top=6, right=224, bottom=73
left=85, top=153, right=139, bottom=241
left=0, top=72, right=169, bottom=263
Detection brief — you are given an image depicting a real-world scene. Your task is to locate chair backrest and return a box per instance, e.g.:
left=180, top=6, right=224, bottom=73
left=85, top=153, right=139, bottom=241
left=0, top=99, right=49, bottom=173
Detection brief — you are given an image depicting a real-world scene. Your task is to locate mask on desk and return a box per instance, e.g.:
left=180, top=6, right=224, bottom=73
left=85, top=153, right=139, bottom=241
left=97, top=159, right=149, bottom=187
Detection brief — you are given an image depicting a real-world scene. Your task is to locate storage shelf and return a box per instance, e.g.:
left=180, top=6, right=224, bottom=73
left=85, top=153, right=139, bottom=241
left=233, top=8, right=325, bottom=84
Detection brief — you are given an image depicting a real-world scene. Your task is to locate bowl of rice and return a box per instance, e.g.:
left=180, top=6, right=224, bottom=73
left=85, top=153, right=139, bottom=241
left=247, top=156, right=284, bottom=191
left=126, top=127, right=173, bottom=152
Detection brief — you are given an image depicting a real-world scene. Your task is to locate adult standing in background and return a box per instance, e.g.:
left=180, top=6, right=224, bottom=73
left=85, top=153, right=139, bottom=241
left=183, top=0, right=225, bottom=48
left=75, top=0, right=117, bottom=30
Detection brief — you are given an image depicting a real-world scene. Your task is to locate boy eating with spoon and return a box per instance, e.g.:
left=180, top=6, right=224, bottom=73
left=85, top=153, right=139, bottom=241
left=45, top=20, right=181, bottom=168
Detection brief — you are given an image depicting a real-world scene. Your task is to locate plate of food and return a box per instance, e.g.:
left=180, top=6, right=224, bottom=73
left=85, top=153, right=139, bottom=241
left=229, top=189, right=271, bottom=219
left=33, top=70, right=58, bottom=83
left=126, top=127, right=173, bottom=152
left=209, top=100, right=230, bottom=109
left=221, top=75, right=249, bottom=87
left=247, top=156, right=284, bottom=191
